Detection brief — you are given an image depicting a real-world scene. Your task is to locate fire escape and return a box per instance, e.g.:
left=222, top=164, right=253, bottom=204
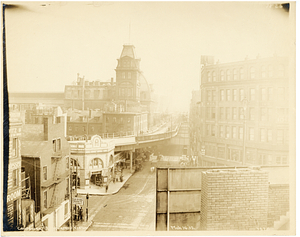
left=49, top=156, right=61, bottom=208
left=21, top=171, right=31, bottom=199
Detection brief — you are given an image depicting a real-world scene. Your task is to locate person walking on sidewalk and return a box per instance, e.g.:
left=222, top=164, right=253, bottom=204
left=106, top=184, right=109, bottom=193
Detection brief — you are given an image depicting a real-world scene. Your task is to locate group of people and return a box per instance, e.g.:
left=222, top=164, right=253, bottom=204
left=73, top=205, right=84, bottom=221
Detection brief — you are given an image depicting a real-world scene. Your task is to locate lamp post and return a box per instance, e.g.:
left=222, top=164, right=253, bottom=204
left=86, top=193, right=89, bottom=221
left=242, top=97, right=249, bottom=165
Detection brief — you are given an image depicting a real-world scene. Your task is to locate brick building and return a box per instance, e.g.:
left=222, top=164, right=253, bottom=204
left=5, top=112, right=23, bottom=230
left=21, top=114, right=71, bottom=231
left=64, top=44, right=155, bottom=128
left=190, top=55, right=290, bottom=166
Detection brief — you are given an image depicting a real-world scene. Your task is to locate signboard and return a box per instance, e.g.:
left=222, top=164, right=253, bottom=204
left=73, top=197, right=83, bottom=205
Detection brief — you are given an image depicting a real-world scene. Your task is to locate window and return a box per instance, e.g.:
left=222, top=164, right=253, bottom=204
left=226, top=107, right=230, bottom=120
left=113, top=117, right=116, bottom=123
left=12, top=169, right=18, bottom=187
left=232, top=127, right=237, bottom=139
left=261, top=66, right=266, bottom=78
left=250, top=88, right=255, bottom=101
left=44, top=191, right=47, bottom=209
left=239, top=127, right=244, bottom=139
left=260, top=108, right=267, bottom=121
left=250, top=67, right=255, bottom=79
left=220, top=70, right=225, bottom=81
left=212, top=90, right=216, bottom=101
left=12, top=138, right=17, bottom=157
left=267, top=129, right=272, bottom=142
left=233, top=89, right=237, bottom=101
left=239, top=89, right=244, bottom=101
left=68, top=126, right=72, bottom=132
left=206, top=124, right=211, bottom=136
left=220, top=90, right=225, bottom=101
left=232, top=108, right=237, bottom=120
left=43, top=166, right=47, bottom=180
left=278, top=65, right=285, bottom=77
left=211, top=125, right=216, bottom=136
left=268, top=88, right=273, bottom=101
left=52, top=140, right=56, bottom=152
left=239, top=107, right=244, bottom=120
left=239, top=68, right=244, bottom=80
left=122, top=72, right=125, bottom=79
left=268, top=65, right=273, bottom=77
left=207, top=71, right=211, bottom=82
left=128, top=72, right=131, bottom=79
left=226, top=70, right=230, bottom=80
left=233, top=69, right=237, bottom=80
left=249, top=108, right=255, bottom=120
left=226, top=89, right=231, bottom=101
left=277, top=129, right=284, bottom=144
left=207, top=90, right=212, bottom=101
left=57, top=138, right=61, bottom=151
left=261, top=88, right=266, bottom=101
left=249, top=128, right=254, bottom=141
left=220, top=107, right=225, bottom=120
left=219, top=126, right=224, bottom=138
left=225, top=126, right=230, bottom=138
left=260, top=129, right=266, bottom=142
left=217, top=147, right=225, bottom=159
left=212, top=108, right=216, bottom=119
left=212, top=71, right=216, bottom=81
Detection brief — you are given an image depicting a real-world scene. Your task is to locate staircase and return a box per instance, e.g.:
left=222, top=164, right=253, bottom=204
left=50, top=158, right=61, bottom=208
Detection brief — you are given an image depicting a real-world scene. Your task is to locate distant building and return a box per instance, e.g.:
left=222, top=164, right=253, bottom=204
left=190, top=55, right=289, bottom=166
left=64, top=44, right=155, bottom=128
left=21, top=113, right=70, bottom=231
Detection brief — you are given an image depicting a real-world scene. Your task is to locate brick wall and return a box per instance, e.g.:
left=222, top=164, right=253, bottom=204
left=201, top=169, right=269, bottom=231
left=267, top=184, right=289, bottom=227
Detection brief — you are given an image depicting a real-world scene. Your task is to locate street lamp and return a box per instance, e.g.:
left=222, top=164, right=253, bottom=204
left=242, top=97, right=249, bottom=165
left=86, top=193, right=89, bottom=221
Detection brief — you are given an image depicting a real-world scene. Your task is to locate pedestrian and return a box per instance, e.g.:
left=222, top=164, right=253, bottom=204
left=106, top=184, right=108, bottom=193
left=79, top=207, right=83, bottom=221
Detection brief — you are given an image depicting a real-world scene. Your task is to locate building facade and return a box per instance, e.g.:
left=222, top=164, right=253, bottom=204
left=68, top=135, right=115, bottom=190
left=190, top=55, right=290, bottom=166
left=21, top=114, right=71, bottom=231
left=6, top=112, right=23, bottom=230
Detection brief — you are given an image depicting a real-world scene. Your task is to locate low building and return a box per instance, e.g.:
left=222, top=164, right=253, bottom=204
left=68, top=135, right=115, bottom=189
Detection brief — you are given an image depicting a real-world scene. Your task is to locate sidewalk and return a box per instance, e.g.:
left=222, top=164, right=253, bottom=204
left=77, top=168, right=133, bottom=196
left=68, top=168, right=134, bottom=231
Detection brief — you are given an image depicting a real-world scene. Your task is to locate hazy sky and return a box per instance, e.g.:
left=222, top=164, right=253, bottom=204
left=5, top=2, right=293, bottom=112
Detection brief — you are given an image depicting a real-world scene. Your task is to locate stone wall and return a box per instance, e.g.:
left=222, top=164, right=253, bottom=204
left=201, top=168, right=269, bottom=231
left=268, top=184, right=289, bottom=227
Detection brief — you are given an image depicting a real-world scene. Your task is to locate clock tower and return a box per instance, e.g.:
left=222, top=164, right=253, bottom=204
left=115, top=45, right=141, bottom=102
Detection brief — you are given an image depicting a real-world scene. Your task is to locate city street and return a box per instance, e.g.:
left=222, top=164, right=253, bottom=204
left=86, top=161, right=156, bottom=231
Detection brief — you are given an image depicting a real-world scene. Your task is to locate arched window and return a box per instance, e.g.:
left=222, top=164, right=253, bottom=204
left=261, top=66, right=266, bottom=78
left=239, top=68, right=244, bottom=80
left=250, top=67, right=255, bottom=79
left=89, top=158, right=103, bottom=169
left=207, top=71, right=211, bottom=82
left=226, top=70, right=230, bottom=80
left=212, top=71, right=216, bottom=81
left=233, top=69, right=237, bottom=80
left=220, top=70, right=225, bottom=81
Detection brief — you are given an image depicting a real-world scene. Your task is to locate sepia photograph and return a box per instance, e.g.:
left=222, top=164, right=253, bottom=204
left=2, top=1, right=296, bottom=235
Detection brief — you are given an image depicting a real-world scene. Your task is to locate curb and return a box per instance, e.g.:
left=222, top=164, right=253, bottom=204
left=77, top=173, right=133, bottom=196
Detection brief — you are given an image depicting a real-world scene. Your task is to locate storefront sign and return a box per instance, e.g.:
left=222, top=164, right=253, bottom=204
left=73, top=198, right=83, bottom=205
left=7, top=189, right=21, bottom=202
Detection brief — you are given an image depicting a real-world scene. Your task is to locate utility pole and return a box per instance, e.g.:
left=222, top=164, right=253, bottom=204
left=69, top=155, right=73, bottom=231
